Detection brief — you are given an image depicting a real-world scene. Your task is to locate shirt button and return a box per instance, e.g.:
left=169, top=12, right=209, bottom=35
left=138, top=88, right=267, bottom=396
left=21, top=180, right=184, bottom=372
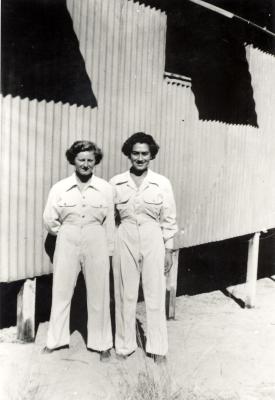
left=82, top=215, right=85, bottom=218
left=82, top=204, right=86, bottom=207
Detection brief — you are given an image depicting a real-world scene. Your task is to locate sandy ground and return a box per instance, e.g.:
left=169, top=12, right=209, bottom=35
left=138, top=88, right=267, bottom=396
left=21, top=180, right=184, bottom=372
left=0, top=277, right=275, bottom=400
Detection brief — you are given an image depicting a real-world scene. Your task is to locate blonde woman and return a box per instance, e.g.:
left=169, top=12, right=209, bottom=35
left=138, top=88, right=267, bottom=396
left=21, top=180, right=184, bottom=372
left=43, top=140, right=114, bottom=362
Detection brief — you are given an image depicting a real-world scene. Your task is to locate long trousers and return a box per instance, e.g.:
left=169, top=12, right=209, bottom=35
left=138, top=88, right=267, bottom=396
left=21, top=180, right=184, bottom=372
left=113, top=221, right=168, bottom=356
left=46, top=224, right=112, bottom=351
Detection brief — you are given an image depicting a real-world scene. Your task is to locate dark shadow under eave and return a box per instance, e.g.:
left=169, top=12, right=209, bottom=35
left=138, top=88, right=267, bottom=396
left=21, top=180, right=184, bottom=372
left=1, top=0, right=97, bottom=108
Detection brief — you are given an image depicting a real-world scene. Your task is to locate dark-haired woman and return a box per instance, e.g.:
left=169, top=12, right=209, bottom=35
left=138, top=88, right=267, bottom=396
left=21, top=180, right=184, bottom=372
left=110, top=132, right=177, bottom=364
left=43, top=140, right=114, bottom=362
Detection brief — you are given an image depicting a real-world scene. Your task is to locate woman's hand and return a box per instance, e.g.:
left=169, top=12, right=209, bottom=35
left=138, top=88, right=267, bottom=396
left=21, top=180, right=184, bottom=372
left=164, top=250, right=173, bottom=276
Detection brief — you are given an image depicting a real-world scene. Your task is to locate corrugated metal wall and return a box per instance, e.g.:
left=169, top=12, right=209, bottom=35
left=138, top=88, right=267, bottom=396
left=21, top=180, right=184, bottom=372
left=66, top=0, right=167, bottom=178
left=1, top=0, right=169, bottom=282
left=178, top=46, right=275, bottom=247
left=1, top=0, right=275, bottom=281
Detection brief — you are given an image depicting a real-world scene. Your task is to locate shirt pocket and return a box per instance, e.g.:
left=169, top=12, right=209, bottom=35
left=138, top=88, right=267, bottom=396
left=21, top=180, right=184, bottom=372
left=143, top=192, right=163, bottom=206
left=88, top=198, right=108, bottom=220
left=142, top=192, right=163, bottom=217
left=88, top=198, right=108, bottom=208
left=57, top=200, right=77, bottom=207
left=57, top=191, right=78, bottom=208
left=115, top=196, right=131, bottom=211
left=56, top=198, right=77, bottom=220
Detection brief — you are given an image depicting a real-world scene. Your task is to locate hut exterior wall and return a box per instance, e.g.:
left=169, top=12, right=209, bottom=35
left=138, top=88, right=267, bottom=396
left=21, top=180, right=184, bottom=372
left=1, top=0, right=168, bottom=281
left=1, top=0, right=275, bottom=282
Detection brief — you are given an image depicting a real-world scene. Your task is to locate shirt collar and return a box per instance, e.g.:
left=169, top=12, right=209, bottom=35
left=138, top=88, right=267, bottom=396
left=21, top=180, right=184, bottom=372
left=146, top=169, right=159, bottom=185
left=139, top=169, right=160, bottom=190
left=114, top=169, right=159, bottom=187
left=121, top=169, right=159, bottom=190
left=65, top=173, right=100, bottom=191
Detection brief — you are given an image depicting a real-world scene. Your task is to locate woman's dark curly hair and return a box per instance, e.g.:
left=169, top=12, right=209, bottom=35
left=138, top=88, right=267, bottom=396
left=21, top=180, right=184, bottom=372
left=121, top=132, right=159, bottom=159
left=65, top=140, right=103, bottom=165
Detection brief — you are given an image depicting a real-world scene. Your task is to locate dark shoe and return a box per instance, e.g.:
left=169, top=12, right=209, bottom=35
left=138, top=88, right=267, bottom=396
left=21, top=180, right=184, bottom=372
left=41, top=346, right=55, bottom=354
left=153, top=355, right=167, bottom=365
left=100, top=349, right=111, bottom=362
left=116, top=353, right=128, bottom=361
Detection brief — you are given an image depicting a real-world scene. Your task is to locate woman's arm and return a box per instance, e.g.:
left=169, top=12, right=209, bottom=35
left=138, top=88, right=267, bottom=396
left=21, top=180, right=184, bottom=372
left=43, top=186, right=61, bottom=235
left=160, top=178, right=178, bottom=275
left=160, top=178, right=178, bottom=250
left=103, top=184, right=115, bottom=256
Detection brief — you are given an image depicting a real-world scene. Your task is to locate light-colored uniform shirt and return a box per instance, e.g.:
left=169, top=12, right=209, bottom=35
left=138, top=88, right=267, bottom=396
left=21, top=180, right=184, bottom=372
left=110, top=169, right=177, bottom=356
left=43, top=173, right=115, bottom=255
left=110, top=169, right=177, bottom=249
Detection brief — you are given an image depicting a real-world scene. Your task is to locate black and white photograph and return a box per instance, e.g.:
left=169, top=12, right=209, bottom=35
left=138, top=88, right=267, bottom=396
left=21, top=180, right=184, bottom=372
left=1, top=0, right=275, bottom=399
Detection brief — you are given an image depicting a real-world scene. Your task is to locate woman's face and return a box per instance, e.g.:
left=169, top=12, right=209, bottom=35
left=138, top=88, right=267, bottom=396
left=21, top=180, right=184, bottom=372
left=74, top=151, right=96, bottom=177
left=130, top=143, right=151, bottom=172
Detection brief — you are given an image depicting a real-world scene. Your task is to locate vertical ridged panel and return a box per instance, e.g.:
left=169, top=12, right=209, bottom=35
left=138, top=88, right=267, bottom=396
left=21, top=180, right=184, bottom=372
left=1, top=0, right=167, bottom=281
left=9, top=96, right=20, bottom=278
left=1, top=1, right=275, bottom=282
left=35, top=100, right=47, bottom=275
left=66, top=0, right=167, bottom=177
left=159, top=46, right=275, bottom=248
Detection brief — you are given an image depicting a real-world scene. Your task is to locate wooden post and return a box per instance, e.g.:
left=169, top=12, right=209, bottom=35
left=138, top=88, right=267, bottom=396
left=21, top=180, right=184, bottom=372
left=166, top=251, right=179, bottom=319
left=245, top=232, right=260, bottom=308
left=165, top=230, right=184, bottom=319
left=17, top=278, right=36, bottom=342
